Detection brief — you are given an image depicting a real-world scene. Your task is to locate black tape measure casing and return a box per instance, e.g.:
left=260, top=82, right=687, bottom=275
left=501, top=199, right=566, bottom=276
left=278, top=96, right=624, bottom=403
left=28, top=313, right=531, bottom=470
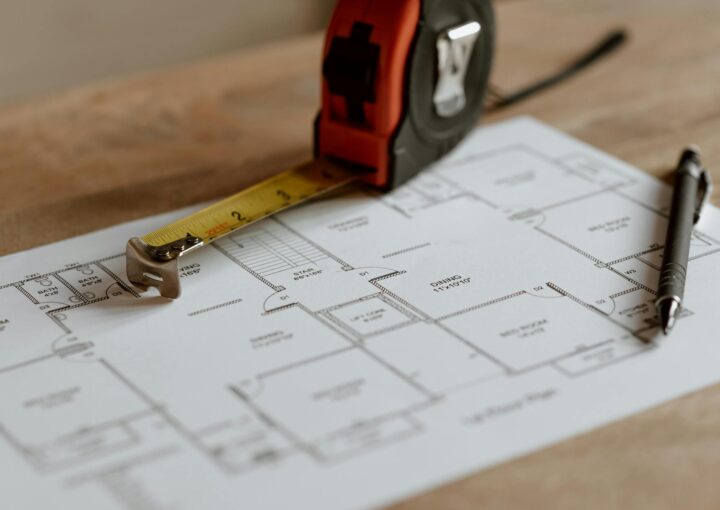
left=391, top=0, right=495, bottom=188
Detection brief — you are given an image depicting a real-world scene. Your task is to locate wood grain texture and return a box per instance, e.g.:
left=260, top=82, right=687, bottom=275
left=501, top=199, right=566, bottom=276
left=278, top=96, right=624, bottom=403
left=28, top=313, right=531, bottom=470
left=2, top=0, right=720, bottom=508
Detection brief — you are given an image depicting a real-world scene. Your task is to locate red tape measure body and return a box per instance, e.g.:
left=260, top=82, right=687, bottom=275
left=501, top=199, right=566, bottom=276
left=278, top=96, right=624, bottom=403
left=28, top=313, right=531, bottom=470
left=317, top=0, right=495, bottom=189
left=318, top=0, right=421, bottom=188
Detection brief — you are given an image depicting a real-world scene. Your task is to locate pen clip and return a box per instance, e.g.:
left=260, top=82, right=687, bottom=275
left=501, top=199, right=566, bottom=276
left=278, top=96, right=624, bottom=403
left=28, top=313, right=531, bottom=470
left=694, top=169, right=713, bottom=224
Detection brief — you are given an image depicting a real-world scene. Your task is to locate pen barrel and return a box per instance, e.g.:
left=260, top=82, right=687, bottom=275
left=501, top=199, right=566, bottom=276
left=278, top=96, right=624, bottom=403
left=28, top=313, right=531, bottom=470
left=657, top=169, right=699, bottom=302
left=657, top=262, right=686, bottom=300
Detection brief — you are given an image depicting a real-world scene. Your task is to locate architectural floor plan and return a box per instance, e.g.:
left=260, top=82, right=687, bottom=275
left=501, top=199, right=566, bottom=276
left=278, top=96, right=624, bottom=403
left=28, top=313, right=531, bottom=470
left=2, top=118, right=720, bottom=510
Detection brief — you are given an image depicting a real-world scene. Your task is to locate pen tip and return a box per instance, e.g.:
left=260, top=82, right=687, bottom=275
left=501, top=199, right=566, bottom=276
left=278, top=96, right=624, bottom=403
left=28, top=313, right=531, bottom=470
left=656, top=298, right=680, bottom=336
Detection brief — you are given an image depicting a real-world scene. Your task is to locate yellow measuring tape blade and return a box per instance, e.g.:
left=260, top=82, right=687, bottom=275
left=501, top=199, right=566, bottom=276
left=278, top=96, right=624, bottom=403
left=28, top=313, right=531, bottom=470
left=141, top=158, right=357, bottom=248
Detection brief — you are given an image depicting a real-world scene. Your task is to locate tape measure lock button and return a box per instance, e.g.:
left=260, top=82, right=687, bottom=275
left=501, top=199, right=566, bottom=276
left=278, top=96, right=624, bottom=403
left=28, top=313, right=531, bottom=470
left=323, top=21, right=381, bottom=124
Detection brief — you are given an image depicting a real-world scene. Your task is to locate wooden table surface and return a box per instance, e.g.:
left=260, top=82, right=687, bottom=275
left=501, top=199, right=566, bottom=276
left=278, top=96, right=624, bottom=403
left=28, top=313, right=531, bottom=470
left=3, top=0, right=720, bottom=508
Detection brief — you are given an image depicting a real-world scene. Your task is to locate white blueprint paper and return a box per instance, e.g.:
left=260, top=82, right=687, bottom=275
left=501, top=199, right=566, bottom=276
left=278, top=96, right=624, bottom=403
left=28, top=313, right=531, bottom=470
left=2, top=117, right=720, bottom=510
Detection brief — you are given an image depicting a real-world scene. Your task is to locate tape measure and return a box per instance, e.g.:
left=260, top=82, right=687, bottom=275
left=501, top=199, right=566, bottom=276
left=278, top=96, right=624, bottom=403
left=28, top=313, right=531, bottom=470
left=127, top=0, right=495, bottom=298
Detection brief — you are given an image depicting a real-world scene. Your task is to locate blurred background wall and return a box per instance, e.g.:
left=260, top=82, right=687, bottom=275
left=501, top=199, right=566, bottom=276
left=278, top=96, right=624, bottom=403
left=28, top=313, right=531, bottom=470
left=0, top=0, right=335, bottom=103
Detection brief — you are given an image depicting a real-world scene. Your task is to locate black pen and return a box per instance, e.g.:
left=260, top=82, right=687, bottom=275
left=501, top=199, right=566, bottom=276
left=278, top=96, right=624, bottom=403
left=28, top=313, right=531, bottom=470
left=656, top=147, right=712, bottom=334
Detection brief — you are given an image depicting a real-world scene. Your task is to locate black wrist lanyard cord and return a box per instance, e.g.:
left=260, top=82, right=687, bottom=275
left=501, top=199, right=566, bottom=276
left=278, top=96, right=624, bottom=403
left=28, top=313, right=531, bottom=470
left=486, top=29, right=627, bottom=111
